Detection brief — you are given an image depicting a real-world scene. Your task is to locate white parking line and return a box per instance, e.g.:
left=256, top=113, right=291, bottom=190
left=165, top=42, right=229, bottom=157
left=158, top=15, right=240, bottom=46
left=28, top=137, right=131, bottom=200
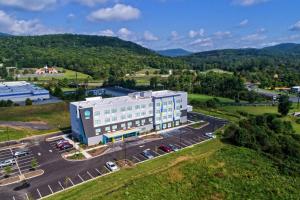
left=190, top=138, right=199, bottom=143
left=58, top=181, right=64, bottom=190
left=12, top=196, right=15, bottom=200
left=37, top=188, right=42, bottom=198
left=87, top=171, right=94, bottom=178
left=68, top=177, right=74, bottom=186
left=132, top=155, right=141, bottom=162
left=48, top=185, right=53, bottom=194
left=103, top=166, right=111, bottom=172
left=150, top=150, right=160, bottom=156
left=78, top=174, right=84, bottom=182
left=25, top=193, right=29, bottom=200
left=95, top=168, right=101, bottom=175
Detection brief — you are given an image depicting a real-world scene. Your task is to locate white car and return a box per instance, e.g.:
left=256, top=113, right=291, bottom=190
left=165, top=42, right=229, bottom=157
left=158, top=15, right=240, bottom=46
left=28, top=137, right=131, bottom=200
left=205, top=132, right=216, bottom=139
left=14, top=149, right=29, bottom=157
left=0, top=159, right=16, bottom=168
left=106, top=161, right=119, bottom=172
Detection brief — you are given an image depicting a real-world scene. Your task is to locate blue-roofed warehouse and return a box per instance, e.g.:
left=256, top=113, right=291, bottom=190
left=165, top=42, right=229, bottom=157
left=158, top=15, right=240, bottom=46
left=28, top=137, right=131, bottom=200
left=0, top=81, right=50, bottom=102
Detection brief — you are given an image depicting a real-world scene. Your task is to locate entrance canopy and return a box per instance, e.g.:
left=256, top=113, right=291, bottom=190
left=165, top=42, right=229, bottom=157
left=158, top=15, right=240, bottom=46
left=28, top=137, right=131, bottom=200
left=104, top=128, right=140, bottom=139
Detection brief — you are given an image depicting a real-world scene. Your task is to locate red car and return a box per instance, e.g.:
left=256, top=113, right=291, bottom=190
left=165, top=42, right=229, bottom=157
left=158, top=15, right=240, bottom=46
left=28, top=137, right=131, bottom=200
left=56, top=140, right=70, bottom=148
left=159, top=144, right=172, bottom=153
left=59, top=143, right=73, bottom=150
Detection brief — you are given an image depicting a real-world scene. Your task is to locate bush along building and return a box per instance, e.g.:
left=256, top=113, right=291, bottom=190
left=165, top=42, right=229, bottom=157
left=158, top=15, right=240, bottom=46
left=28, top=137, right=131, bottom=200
left=70, top=90, right=191, bottom=146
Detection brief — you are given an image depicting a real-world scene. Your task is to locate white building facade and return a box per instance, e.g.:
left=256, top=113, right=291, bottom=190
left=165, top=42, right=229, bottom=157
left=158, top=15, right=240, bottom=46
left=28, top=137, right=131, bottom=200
left=70, top=90, right=190, bottom=146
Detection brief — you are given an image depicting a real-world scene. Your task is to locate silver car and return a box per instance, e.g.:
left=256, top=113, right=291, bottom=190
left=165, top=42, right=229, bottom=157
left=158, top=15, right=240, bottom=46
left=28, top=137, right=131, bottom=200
left=0, top=159, right=16, bottom=168
left=14, top=149, right=29, bottom=157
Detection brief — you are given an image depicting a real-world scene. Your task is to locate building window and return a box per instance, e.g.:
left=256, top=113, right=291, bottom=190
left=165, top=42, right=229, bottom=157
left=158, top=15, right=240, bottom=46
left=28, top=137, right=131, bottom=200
left=168, top=101, right=173, bottom=105
left=176, top=99, right=181, bottom=103
left=163, top=123, right=167, bottom=129
left=135, top=113, right=140, bottom=117
left=168, top=108, right=172, bottom=112
left=121, top=123, right=126, bottom=128
left=141, top=119, right=146, bottom=125
left=156, top=125, right=160, bottom=130
left=148, top=110, right=153, bottom=115
left=121, top=115, right=126, bottom=120
left=168, top=114, right=172, bottom=119
left=105, top=126, right=111, bottom=132
left=112, top=125, right=117, bottom=130
left=175, top=121, right=180, bottom=126
left=120, top=107, right=126, bottom=112
left=135, top=105, right=140, bottom=110
left=155, top=110, right=160, bottom=114
left=163, top=109, right=167, bottom=112
left=105, top=118, right=110, bottom=123
left=156, top=102, right=160, bottom=107
left=104, top=110, right=110, bottom=115
left=94, top=119, right=101, bottom=126
left=163, top=102, right=168, bottom=106
left=149, top=103, right=153, bottom=107
left=94, top=111, right=100, bottom=116
left=163, top=116, right=167, bottom=120
left=127, top=114, right=132, bottom=119
left=176, top=106, right=181, bottom=110
left=141, top=112, right=146, bottom=116
left=149, top=118, right=153, bottom=122
left=141, top=104, right=146, bottom=109
left=111, top=108, right=117, bottom=113
left=127, top=122, right=132, bottom=128
left=95, top=128, right=101, bottom=136
left=135, top=120, right=140, bottom=126
left=168, top=123, right=172, bottom=128
left=112, top=116, right=117, bottom=122
left=156, top=117, right=161, bottom=121
left=127, top=106, right=132, bottom=111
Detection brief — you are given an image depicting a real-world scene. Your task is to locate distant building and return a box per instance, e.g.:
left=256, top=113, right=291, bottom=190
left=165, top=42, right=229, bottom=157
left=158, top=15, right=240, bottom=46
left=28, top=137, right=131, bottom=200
left=70, top=90, right=190, bottom=146
left=291, top=86, right=300, bottom=93
left=0, top=81, right=50, bottom=102
left=35, top=66, right=58, bottom=75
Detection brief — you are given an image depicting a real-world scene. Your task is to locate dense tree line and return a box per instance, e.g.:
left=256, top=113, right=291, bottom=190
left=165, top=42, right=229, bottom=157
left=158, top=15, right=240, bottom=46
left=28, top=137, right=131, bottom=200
left=0, top=34, right=187, bottom=79
left=223, top=114, right=300, bottom=175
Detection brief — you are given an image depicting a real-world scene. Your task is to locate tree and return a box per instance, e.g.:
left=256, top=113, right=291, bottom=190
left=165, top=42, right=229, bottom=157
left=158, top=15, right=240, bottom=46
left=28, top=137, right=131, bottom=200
left=53, top=86, right=64, bottom=98
left=278, top=95, right=292, bottom=116
left=25, top=98, right=32, bottom=106
left=4, top=165, right=12, bottom=178
left=31, top=158, right=38, bottom=170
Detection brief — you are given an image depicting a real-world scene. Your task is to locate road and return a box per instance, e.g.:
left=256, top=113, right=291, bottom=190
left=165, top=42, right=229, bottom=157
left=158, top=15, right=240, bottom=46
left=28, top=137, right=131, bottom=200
left=0, top=112, right=227, bottom=200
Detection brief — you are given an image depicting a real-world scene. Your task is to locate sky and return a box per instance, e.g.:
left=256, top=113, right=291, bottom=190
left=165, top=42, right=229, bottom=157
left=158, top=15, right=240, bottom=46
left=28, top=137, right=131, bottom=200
left=0, top=0, right=300, bottom=52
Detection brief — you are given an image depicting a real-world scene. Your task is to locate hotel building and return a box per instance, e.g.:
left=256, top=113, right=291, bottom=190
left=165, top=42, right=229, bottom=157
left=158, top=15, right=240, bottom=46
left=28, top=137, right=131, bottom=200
left=70, top=90, right=191, bottom=146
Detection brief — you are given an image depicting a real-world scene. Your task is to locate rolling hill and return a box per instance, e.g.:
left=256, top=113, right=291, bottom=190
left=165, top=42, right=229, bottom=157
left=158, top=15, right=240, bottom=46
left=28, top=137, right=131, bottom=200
left=157, top=48, right=192, bottom=57
left=0, top=34, right=187, bottom=78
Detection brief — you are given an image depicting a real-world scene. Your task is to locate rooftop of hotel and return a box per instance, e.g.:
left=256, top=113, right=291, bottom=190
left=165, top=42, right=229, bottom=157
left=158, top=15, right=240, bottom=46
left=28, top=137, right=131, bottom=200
left=0, top=81, right=49, bottom=96
left=72, top=90, right=184, bottom=108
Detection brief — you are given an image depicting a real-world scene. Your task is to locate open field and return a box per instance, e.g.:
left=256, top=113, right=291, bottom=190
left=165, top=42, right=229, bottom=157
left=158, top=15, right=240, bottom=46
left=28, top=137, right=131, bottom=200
left=188, top=93, right=236, bottom=103
left=0, top=102, right=70, bottom=142
left=46, top=139, right=299, bottom=200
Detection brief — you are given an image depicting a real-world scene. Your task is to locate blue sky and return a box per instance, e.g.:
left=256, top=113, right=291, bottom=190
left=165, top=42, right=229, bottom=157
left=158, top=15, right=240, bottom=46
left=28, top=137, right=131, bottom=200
left=0, top=0, right=299, bottom=52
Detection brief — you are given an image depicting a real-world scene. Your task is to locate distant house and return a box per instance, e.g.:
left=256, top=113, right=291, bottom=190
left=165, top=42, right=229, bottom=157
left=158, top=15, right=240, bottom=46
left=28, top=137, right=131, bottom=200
left=291, top=86, right=300, bottom=93
left=35, top=66, right=58, bottom=75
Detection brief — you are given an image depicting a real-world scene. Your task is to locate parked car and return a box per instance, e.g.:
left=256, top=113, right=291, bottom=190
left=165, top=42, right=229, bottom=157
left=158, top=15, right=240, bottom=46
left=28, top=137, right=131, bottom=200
left=56, top=140, right=70, bottom=148
left=14, top=149, right=29, bottom=158
left=0, top=159, right=16, bottom=168
left=205, top=132, right=216, bottom=139
left=59, top=143, right=73, bottom=150
left=168, top=144, right=180, bottom=152
left=106, top=161, right=119, bottom=172
left=159, top=144, right=172, bottom=153
left=142, top=149, right=154, bottom=159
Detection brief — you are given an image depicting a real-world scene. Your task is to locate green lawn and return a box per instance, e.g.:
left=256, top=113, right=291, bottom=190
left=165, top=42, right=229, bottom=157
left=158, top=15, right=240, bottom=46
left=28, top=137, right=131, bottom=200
left=188, top=93, right=236, bottom=103
left=46, top=139, right=299, bottom=200
left=0, top=102, right=70, bottom=142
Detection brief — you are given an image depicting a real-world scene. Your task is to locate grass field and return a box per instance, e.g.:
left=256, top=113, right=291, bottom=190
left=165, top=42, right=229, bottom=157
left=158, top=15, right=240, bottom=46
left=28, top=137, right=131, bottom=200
left=188, top=93, right=236, bottom=103
left=0, top=102, right=70, bottom=142
left=46, top=139, right=299, bottom=200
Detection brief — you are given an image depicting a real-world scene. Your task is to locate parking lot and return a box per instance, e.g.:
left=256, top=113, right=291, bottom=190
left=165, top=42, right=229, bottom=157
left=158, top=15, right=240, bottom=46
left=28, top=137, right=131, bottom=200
left=0, top=112, right=227, bottom=200
left=48, top=140, right=75, bottom=154
left=0, top=148, right=39, bottom=180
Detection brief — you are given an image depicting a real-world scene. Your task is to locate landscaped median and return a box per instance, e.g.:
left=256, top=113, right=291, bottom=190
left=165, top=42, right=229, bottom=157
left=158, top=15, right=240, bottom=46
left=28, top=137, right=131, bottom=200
left=0, top=169, right=44, bottom=187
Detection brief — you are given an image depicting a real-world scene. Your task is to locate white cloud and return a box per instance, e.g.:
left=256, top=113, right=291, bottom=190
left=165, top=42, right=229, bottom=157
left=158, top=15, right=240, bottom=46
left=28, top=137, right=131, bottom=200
left=67, top=13, right=75, bottom=19
left=117, top=27, right=134, bottom=40
left=241, top=33, right=267, bottom=41
left=0, top=0, right=57, bottom=11
left=289, top=21, right=300, bottom=31
left=213, top=31, right=232, bottom=39
left=188, top=29, right=204, bottom=38
left=0, top=10, right=59, bottom=35
left=87, top=4, right=141, bottom=22
left=98, top=29, right=115, bottom=36
left=143, top=31, right=159, bottom=41
left=233, top=0, right=269, bottom=6
left=190, top=37, right=213, bottom=47
left=239, top=19, right=249, bottom=27
left=73, top=0, right=107, bottom=7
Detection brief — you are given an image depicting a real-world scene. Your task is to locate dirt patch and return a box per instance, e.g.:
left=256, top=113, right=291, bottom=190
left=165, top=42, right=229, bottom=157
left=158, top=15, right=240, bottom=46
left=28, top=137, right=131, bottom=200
left=210, top=192, right=225, bottom=200
left=116, top=159, right=135, bottom=168
left=0, top=121, right=51, bottom=130
left=0, top=175, right=20, bottom=186
left=88, top=146, right=109, bottom=157
left=23, top=169, right=44, bottom=179
left=167, top=167, right=184, bottom=183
